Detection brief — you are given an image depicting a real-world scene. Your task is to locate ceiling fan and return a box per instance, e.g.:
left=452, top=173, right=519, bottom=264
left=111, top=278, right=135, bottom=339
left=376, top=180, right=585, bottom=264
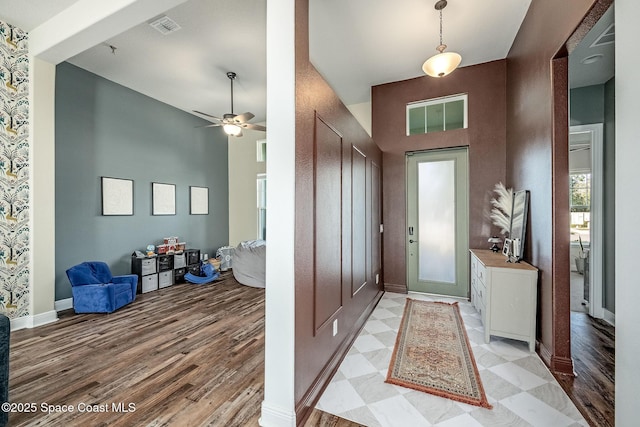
left=194, top=72, right=266, bottom=137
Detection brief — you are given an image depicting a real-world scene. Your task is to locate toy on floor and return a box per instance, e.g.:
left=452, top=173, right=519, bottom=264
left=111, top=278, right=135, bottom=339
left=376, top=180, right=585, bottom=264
left=184, top=261, right=219, bottom=284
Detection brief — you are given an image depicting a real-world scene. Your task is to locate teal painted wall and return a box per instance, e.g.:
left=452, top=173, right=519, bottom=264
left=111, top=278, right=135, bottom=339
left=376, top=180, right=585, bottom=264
left=570, top=84, right=604, bottom=125
left=569, top=81, right=615, bottom=313
left=55, top=62, right=229, bottom=300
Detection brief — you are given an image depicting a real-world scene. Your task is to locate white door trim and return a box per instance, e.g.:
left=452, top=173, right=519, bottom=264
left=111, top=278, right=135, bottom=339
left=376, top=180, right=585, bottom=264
left=570, top=123, right=604, bottom=319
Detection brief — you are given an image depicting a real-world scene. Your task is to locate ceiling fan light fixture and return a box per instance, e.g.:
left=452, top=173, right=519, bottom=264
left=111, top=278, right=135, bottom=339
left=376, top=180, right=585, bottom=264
left=193, top=71, right=265, bottom=135
left=423, top=0, right=461, bottom=78
left=223, top=123, right=242, bottom=136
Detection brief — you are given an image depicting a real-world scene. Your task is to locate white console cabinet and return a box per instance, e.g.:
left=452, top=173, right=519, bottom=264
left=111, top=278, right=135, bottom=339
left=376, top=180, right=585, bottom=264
left=469, top=249, right=538, bottom=352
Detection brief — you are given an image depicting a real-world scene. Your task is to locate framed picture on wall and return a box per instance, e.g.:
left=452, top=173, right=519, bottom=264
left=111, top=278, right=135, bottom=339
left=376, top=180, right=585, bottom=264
left=152, top=182, right=176, bottom=215
left=101, top=177, right=133, bottom=216
left=190, top=186, right=209, bottom=215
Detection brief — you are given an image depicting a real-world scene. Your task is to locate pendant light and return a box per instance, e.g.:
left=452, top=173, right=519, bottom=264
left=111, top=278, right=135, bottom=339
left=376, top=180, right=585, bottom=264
left=422, top=0, right=462, bottom=78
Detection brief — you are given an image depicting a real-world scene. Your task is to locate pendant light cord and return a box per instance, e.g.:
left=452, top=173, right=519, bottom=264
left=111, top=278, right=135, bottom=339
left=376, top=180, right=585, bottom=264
left=230, top=76, right=234, bottom=114
left=439, top=8, right=443, bottom=47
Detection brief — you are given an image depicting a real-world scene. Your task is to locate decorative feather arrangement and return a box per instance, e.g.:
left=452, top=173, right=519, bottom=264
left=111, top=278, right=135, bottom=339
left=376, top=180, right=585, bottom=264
left=489, top=182, right=513, bottom=235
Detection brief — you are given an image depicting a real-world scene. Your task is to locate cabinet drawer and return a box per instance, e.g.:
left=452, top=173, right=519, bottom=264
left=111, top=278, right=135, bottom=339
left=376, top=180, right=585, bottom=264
left=471, top=255, right=478, bottom=278
left=140, top=258, right=156, bottom=276
left=141, top=274, right=158, bottom=293
left=157, top=255, right=174, bottom=272
left=158, top=270, right=173, bottom=288
left=477, top=299, right=486, bottom=325
left=470, top=287, right=476, bottom=308
left=174, top=253, right=186, bottom=269
left=174, top=267, right=187, bottom=283
left=477, top=262, right=487, bottom=285
left=477, top=281, right=486, bottom=305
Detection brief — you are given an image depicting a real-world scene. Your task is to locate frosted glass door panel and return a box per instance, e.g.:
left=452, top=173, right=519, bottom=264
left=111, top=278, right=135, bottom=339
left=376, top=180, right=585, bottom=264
left=418, top=161, right=456, bottom=283
left=406, top=148, right=468, bottom=298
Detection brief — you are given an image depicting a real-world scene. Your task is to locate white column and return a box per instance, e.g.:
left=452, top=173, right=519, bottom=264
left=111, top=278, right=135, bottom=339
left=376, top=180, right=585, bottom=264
left=615, top=1, right=640, bottom=424
left=259, top=0, right=297, bottom=425
left=28, top=57, right=57, bottom=325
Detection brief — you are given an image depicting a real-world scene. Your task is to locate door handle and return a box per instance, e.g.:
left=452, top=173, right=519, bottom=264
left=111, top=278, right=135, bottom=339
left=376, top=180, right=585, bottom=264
left=409, top=239, right=416, bottom=243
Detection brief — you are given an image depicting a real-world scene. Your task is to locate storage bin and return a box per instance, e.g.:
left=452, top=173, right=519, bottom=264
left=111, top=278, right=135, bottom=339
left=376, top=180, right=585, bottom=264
left=216, top=246, right=234, bottom=271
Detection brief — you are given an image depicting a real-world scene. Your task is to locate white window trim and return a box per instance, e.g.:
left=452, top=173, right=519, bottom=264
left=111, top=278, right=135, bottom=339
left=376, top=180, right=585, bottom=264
left=257, top=139, right=267, bottom=162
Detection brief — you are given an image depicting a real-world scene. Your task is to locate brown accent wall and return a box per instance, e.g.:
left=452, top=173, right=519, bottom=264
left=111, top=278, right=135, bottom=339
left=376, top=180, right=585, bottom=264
left=294, top=0, right=383, bottom=423
left=372, top=60, right=507, bottom=292
left=505, top=0, right=607, bottom=374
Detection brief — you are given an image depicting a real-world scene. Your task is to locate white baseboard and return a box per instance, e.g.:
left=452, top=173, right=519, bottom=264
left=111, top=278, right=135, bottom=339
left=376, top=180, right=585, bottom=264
left=604, top=309, right=615, bottom=326
left=55, top=298, right=73, bottom=311
left=259, top=402, right=296, bottom=427
left=10, top=310, right=58, bottom=331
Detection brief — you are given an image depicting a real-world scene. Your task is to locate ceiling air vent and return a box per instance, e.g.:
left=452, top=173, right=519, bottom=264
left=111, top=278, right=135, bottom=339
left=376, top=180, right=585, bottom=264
left=590, top=23, right=615, bottom=48
left=149, top=15, right=182, bottom=35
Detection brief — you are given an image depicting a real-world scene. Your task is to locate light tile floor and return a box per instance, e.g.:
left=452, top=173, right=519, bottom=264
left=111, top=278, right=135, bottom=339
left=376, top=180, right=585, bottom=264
left=316, top=292, right=587, bottom=427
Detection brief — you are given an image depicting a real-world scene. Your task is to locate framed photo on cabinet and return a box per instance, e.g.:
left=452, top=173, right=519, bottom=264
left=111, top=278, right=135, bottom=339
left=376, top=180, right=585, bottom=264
left=152, top=182, right=176, bottom=215
left=190, top=186, right=209, bottom=215
left=502, top=238, right=512, bottom=258
left=101, top=177, right=133, bottom=216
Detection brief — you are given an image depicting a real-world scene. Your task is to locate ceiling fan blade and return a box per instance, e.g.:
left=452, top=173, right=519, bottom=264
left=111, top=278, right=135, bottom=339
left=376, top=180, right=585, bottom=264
left=241, top=123, right=267, bottom=132
left=233, top=112, right=255, bottom=123
left=195, top=123, right=223, bottom=128
left=193, top=110, right=223, bottom=121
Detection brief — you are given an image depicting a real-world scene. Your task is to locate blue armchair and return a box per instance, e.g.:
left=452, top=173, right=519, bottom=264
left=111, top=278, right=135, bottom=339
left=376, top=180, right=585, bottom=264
left=66, top=262, right=138, bottom=313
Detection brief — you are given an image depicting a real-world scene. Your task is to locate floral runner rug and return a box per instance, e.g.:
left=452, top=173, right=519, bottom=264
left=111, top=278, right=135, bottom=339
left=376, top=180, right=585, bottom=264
left=385, top=299, right=492, bottom=409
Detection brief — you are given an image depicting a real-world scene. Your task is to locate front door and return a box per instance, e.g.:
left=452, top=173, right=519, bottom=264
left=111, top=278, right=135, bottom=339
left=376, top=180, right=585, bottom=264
left=406, top=148, right=469, bottom=297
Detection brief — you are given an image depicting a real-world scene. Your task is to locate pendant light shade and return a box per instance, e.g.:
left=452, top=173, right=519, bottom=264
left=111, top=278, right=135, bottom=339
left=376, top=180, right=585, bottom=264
left=423, top=0, right=461, bottom=78
left=422, top=49, right=462, bottom=78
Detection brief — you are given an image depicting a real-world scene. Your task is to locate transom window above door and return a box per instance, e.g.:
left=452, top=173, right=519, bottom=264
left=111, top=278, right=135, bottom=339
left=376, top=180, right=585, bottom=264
left=406, top=94, right=468, bottom=136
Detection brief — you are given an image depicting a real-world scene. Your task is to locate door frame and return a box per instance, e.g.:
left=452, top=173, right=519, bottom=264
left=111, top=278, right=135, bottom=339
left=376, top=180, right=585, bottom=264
left=569, top=123, right=604, bottom=319
left=405, top=147, right=469, bottom=297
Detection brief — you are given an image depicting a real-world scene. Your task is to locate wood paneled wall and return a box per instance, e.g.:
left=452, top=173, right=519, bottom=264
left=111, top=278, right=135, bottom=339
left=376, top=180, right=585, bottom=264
left=294, top=0, right=383, bottom=423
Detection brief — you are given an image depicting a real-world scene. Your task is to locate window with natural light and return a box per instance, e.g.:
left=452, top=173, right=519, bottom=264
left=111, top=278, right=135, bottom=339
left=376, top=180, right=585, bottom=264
left=257, top=174, right=267, bottom=240
left=406, top=94, right=467, bottom=136
left=257, top=139, right=266, bottom=163
left=570, top=173, right=591, bottom=244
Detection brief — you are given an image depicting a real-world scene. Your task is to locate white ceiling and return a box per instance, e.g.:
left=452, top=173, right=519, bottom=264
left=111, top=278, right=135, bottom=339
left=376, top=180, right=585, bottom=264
left=0, top=0, right=80, bottom=31
left=569, top=5, right=615, bottom=89
left=309, top=0, right=531, bottom=105
left=1, top=0, right=611, bottom=124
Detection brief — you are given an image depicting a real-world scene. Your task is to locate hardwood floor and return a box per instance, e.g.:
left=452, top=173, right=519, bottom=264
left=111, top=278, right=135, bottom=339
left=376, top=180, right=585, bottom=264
left=8, top=273, right=361, bottom=426
left=9, top=272, right=265, bottom=426
left=556, top=312, right=615, bottom=427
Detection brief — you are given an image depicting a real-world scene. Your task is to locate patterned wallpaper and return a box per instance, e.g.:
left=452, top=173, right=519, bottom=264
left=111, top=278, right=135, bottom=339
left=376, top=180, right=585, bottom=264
left=0, top=20, right=29, bottom=319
